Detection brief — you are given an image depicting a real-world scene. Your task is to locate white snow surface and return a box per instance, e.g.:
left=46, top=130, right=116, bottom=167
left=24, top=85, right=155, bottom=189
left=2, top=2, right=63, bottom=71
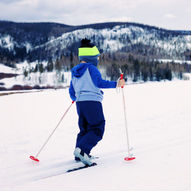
left=0, top=64, right=18, bottom=74
left=0, top=35, right=14, bottom=51
left=0, top=62, right=71, bottom=89
left=0, top=80, right=191, bottom=191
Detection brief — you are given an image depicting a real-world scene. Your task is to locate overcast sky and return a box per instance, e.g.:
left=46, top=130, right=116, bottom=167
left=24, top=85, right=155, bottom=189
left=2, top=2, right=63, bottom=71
left=0, top=0, right=191, bottom=30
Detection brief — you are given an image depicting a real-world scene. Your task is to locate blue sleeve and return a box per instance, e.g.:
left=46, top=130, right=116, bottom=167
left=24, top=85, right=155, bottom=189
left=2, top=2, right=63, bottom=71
left=69, top=81, right=76, bottom=101
left=88, top=65, right=117, bottom=88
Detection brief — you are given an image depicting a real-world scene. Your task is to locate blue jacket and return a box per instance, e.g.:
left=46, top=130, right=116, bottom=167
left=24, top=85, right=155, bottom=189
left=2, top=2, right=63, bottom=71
left=69, top=63, right=117, bottom=102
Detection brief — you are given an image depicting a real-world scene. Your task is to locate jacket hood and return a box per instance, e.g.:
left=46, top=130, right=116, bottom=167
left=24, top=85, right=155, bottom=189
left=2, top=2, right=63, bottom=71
left=72, top=63, right=91, bottom=78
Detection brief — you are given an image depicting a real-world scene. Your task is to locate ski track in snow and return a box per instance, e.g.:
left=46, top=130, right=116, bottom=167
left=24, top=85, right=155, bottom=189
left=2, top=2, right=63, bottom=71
left=0, top=79, right=191, bottom=191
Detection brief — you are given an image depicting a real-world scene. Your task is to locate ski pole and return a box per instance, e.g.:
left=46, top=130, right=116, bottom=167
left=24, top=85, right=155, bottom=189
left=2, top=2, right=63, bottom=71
left=119, top=71, right=135, bottom=161
left=30, top=101, right=75, bottom=162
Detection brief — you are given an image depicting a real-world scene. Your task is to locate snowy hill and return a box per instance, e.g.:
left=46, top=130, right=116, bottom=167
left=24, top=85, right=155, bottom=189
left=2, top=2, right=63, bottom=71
left=1, top=21, right=191, bottom=91
left=0, top=79, right=191, bottom=191
left=1, top=21, right=191, bottom=62
left=32, top=25, right=191, bottom=60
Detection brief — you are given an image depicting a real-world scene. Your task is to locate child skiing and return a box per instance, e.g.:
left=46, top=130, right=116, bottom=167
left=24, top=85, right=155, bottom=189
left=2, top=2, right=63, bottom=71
left=69, top=38, right=125, bottom=166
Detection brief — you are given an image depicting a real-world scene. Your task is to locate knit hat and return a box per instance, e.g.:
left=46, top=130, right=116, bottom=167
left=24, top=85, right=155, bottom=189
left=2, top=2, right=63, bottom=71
left=78, top=38, right=100, bottom=66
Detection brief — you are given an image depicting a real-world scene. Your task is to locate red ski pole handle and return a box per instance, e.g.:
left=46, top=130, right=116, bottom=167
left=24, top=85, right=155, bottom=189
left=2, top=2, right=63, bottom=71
left=120, top=73, right=124, bottom=80
left=120, top=73, right=124, bottom=88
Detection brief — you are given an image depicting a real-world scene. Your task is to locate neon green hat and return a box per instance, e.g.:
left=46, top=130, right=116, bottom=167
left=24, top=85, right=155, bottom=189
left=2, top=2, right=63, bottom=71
left=78, top=46, right=100, bottom=57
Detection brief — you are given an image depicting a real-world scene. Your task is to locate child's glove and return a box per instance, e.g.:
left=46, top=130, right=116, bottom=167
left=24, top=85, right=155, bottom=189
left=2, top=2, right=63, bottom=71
left=117, top=79, right=125, bottom=88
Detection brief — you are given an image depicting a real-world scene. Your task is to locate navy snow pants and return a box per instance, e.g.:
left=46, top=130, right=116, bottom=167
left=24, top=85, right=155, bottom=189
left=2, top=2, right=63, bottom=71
left=75, top=101, right=105, bottom=155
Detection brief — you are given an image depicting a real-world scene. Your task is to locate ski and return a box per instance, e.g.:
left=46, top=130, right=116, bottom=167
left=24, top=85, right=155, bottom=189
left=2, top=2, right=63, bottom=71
left=66, top=162, right=97, bottom=173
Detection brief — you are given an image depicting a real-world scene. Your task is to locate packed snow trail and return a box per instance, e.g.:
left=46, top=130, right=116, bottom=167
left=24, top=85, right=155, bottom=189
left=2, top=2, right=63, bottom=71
left=0, top=79, right=191, bottom=191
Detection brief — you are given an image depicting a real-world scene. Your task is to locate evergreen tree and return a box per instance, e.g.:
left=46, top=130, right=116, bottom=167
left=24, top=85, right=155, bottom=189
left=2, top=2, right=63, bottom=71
left=34, top=64, right=39, bottom=73
left=47, top=59, right=54, bottom=72
left=165, top=69, right=172, bottom=80
left=23, top=69, right=28, bottom=78
left=39, top=63, right=44, bottom=73
left=133, top=59, right=140, bottom=82
left=55, top=59, right=62, bottom=71
left=156, top=68, right=162, bottom=81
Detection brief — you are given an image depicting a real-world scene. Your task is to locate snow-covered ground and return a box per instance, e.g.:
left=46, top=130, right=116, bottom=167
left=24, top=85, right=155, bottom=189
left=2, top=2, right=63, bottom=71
left=0, top=63, right=71, bottom=89
left=0, top=79, right=191, bottom=191
left=0, top=64, right=19, bottom=74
